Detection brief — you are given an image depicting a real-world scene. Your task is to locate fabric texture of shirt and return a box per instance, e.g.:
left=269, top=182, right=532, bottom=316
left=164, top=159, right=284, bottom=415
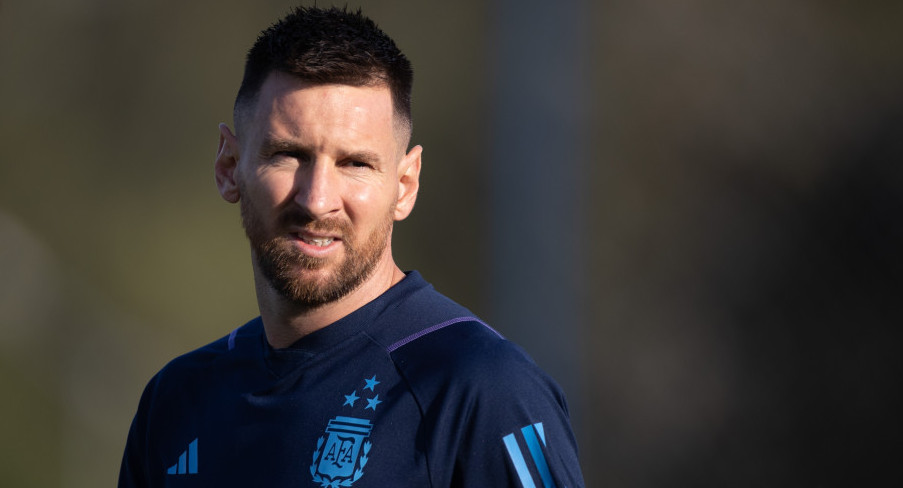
left=119, top=271, right=585, bottom=487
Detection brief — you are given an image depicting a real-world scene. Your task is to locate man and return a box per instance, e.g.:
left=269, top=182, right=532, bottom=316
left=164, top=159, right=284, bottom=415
left=119, top=6, right=585, bottom=487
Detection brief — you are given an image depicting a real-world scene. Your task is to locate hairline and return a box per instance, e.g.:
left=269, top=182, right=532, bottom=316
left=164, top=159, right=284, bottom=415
left=233, top=71, right=412, bottom=151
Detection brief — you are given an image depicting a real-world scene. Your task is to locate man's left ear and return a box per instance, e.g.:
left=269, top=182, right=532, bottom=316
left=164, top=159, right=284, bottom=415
left=394, top=145, right=422, bottom=221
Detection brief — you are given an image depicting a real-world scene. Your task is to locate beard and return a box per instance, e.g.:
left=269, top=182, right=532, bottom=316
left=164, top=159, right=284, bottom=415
left=240, top=196, right=393, bottom=308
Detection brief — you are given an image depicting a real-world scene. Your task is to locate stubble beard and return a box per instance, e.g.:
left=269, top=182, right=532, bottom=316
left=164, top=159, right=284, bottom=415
left=240, top=197, right=394, bottom=308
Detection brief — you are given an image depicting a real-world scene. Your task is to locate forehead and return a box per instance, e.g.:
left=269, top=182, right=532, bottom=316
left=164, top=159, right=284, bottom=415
left=249, top=73, right=396, bottom=144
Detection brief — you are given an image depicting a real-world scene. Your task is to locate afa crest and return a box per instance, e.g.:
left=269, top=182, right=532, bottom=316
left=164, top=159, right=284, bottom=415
left=310, top=375, right=381, bottom=487
left=310, top=417, right=372, bottom=487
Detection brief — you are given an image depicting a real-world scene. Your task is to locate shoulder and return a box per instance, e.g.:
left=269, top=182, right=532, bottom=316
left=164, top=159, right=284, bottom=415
left=363, top=271, right=480, bottom=349
left=391, top=318, right=567, bottom=409
left=369, top=273, right=567, bottom=408
left=385, top=317, right=584, bottom=487
left=150, top=317, right=263, bottom=392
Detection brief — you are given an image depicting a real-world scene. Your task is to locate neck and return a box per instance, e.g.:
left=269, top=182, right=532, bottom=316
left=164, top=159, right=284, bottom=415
left=254, top=256, right=405, bottom=349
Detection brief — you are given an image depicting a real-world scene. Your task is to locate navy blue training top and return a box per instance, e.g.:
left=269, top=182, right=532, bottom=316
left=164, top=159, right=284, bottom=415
left=119, top=271, right=585, bottom=487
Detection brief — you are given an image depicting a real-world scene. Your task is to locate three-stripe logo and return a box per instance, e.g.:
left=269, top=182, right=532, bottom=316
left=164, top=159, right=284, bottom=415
left=166, top=438, right=198, bottom=475
left=503, top=423, right=560, bottom=488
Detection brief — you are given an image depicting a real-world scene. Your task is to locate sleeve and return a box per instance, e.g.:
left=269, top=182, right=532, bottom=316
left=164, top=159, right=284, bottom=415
left=395, top=321, right=586, bottom=487
left=118, top=374, right=161, bottom=488
left=448, top=345, right=585, bottom=488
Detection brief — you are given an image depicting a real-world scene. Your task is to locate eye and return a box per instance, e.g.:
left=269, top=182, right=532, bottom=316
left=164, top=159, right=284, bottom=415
left=273, top=151, right=301, bottom=160
left=342, top=159, right=374, bottom=170
left=266, top=150, right=307, bottom=167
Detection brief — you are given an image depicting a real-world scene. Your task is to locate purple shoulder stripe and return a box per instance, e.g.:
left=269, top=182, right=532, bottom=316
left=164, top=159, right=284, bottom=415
left=227, top=327, right=239, bottom=351
left=386, top=316, right=503, bottom=353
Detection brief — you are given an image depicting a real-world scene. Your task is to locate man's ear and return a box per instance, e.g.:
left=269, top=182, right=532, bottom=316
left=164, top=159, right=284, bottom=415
left=215, top=123, right=241, bottom=203
left=394, top=145, right=422, bottom=221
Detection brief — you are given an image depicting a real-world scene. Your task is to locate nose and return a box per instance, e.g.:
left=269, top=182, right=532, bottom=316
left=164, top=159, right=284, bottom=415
left=294, top=160, right=341, bottom=219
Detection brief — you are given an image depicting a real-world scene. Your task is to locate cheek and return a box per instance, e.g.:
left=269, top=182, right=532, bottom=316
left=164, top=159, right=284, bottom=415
left=345, top=181, right=397, bottom=220
left=252, top=171, right=296, bottom=206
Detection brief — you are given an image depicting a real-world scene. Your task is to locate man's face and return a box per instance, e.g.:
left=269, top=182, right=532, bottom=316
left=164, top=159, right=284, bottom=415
left=224, top=73, right=417, bottom=307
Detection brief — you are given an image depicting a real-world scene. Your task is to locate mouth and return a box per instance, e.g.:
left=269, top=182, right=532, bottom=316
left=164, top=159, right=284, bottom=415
left=298, top=235, right=335, bottom=247
left=285, top=218, right=349, bottom=255
left=291, top=228, right=343, bottom=252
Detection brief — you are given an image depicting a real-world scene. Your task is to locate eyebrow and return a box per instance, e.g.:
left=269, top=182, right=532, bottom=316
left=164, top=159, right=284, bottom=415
left=344, top=150, right=383, bottom=164
left=259, top=138, right=305, bottom=155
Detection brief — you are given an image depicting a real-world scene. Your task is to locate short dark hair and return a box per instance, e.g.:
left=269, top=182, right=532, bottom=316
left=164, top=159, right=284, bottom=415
left=234, top=6, right=413, bottom=138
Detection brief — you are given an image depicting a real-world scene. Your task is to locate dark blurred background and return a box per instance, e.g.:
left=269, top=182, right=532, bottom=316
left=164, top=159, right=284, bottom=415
left=2, top=0, right=902, bottom=486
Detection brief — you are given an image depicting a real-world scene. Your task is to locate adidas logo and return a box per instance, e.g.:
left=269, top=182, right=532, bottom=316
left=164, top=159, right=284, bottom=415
left=503, top=423, right=564, bottom=488
left=166, top=438, right=198, bottom=475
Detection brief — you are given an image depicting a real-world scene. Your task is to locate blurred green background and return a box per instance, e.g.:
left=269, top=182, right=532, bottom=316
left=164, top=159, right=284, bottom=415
left=2, top=0, right=902, bottom=486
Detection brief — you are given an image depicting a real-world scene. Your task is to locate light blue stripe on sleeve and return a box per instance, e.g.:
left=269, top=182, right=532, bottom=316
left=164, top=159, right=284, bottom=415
left=522, top=424, right=557, bottom=488
left=534, top=422, right=546, bottom=445
left=503, top=432, right=537, bottom=488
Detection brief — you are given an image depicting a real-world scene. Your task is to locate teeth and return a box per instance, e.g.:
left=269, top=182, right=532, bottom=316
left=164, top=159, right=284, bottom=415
left=302, top=236, right=334, bottom=247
